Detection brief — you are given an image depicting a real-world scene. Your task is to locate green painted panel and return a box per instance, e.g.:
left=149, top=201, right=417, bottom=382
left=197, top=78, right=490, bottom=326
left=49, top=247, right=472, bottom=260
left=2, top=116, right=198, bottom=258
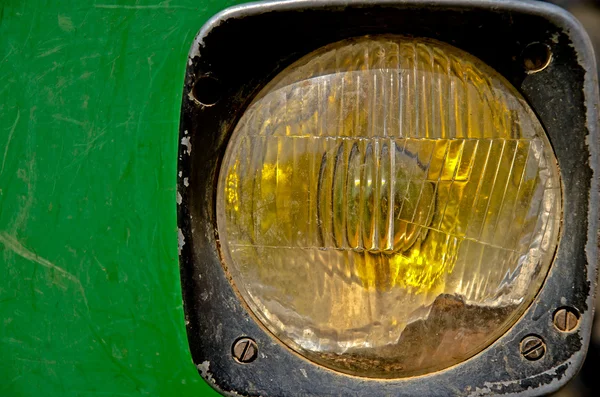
left=0, top=1, right=250, bottom=395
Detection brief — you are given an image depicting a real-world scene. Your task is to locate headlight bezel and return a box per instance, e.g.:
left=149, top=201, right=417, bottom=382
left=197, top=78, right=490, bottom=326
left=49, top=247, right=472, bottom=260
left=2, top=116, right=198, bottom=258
left=177, top=1, right=599, bottom=396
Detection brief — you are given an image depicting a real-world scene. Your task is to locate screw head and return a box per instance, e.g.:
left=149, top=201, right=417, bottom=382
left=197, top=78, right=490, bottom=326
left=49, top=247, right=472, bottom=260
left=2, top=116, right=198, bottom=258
left=553, top=307, right=580, bottom=332
left=232, top=337, right=258, bottom=364
left=520, top=335, right=546, bottom=361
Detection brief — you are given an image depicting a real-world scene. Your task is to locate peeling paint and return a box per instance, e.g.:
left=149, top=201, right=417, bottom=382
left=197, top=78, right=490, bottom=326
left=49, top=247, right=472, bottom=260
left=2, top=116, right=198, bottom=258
left=197, top=360, right=246, bottom=397
left=183, top=177, right=189, bottom=187
left=178, top=228, right=185, bottom=255
left=197, top=361, right=215, bottom=384
left=187, top=90, right=196, bottom=104
left=181, top=136, right=192, bottom=155
left=177, top=192, right=182, bottom=205
left=466, top=362, right=572, bottom=397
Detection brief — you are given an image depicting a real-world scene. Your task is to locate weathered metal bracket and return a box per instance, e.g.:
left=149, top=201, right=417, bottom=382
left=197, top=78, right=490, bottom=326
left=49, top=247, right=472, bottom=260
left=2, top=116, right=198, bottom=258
left=177, top=1, right=599, bottom=395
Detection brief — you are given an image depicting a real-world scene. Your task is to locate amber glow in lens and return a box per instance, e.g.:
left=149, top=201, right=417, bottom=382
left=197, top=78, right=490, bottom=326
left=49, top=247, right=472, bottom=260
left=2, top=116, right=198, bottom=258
left=216, top=36, right=561, bottom=377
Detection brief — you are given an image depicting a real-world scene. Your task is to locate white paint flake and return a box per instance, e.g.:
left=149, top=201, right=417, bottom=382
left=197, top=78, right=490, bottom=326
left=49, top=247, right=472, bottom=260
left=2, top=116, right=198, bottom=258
left=181, top=136, right=192, bottom=155
left=178, top=228, right=185, bottom=255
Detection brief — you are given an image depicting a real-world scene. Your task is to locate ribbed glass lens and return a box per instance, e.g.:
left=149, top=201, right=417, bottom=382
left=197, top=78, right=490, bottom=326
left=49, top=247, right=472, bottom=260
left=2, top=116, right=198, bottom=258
left=216, top=36, right=561, bottom=377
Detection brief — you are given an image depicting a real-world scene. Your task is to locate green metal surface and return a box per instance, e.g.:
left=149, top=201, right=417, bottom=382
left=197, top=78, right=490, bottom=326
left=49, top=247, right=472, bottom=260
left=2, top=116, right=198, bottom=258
left=0, top=1, right=250, bottom=395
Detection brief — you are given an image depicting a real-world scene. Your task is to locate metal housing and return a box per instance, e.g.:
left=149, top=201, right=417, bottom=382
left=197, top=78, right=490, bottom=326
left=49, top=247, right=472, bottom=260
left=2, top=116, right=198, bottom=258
left=177, top=1, right=599, bottom=395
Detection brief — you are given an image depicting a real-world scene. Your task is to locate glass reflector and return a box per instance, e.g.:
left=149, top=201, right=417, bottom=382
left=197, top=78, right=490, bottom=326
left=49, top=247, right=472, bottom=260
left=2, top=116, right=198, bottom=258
left=216, top=36, right=561, bottom=378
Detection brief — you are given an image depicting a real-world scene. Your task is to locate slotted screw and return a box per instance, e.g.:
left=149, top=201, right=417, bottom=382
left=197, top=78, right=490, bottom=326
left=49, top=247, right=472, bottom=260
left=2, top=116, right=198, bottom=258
left=554, top=307, right=580, bottom=332
left=520, top=335, right=546, bottom=361
left=232, top=337, right=258, bottom=364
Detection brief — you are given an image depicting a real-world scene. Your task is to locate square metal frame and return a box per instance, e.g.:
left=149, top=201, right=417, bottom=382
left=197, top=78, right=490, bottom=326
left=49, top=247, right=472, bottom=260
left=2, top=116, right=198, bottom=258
left=177, top=1, right=599, bottom=395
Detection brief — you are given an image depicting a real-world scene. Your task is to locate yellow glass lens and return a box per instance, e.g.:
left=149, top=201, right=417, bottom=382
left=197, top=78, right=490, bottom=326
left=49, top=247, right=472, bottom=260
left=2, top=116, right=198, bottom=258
left=216, top=36, right=561, bottom=378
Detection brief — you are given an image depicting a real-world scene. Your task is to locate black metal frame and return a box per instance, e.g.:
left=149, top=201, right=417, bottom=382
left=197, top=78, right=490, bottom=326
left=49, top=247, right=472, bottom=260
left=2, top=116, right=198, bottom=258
left=177, top=1, right=599, bottom=395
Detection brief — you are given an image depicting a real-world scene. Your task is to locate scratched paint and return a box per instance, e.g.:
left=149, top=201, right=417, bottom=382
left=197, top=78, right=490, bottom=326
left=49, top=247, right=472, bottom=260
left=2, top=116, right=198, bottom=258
left=0, top=1, right=250, bottom=395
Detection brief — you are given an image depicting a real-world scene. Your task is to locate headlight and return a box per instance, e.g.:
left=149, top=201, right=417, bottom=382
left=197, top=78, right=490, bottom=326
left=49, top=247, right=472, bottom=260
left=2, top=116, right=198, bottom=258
left=178, top=1, right=599, bottom=396
left=217, top=36, right=561, bottom=378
